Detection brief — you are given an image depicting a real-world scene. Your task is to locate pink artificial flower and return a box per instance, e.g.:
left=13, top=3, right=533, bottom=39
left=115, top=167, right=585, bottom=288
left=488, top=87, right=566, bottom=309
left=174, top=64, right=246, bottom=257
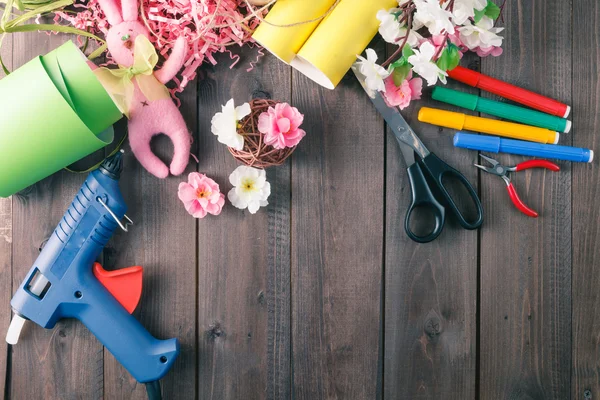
left=421, top=34, right=465, bottom=57
left=178, top=173, right=225, bottom=218
left=474, top=45, right=504, bottom=57
left=257, top=103, right=306, bottom=149
left=382, top=72, right=423, bottom=110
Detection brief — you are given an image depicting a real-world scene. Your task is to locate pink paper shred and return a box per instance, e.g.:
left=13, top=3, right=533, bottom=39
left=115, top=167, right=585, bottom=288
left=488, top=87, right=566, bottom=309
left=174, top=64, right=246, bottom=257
left=54, top=0, right=267, bottom=92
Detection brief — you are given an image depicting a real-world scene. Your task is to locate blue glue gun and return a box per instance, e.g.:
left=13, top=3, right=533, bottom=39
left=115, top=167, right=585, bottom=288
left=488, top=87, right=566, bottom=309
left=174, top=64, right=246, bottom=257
left=6, top=151, right=179, bottom=397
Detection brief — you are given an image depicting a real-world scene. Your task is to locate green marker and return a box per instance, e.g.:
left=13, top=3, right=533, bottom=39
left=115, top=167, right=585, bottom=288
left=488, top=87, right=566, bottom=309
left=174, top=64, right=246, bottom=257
left=432, top=86, right=572, bottom=133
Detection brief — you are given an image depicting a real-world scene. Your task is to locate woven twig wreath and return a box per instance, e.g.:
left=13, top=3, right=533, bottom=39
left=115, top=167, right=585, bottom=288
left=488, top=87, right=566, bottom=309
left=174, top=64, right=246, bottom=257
left=228, top=98, right=297, bottom=168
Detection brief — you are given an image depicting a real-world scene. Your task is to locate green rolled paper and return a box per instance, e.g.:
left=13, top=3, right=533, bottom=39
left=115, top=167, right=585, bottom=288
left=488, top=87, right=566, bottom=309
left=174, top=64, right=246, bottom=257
left=0, top=41, right=122, bottom=197
left=432, top=86, right=571, bottom=133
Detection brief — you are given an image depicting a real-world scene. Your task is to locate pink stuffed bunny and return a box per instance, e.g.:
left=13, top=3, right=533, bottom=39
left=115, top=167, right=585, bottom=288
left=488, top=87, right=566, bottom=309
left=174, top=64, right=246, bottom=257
left=97, top=0, right=191, bottom=178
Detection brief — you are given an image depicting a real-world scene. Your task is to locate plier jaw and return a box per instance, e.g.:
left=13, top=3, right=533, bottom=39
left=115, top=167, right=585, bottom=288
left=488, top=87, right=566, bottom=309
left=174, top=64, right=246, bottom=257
left=474, top=154, right=561, bottom=218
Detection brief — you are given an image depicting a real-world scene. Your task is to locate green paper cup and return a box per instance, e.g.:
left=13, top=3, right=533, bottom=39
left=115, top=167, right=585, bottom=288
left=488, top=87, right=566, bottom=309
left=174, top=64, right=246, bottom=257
left=0, top=41, right=122, bottom=197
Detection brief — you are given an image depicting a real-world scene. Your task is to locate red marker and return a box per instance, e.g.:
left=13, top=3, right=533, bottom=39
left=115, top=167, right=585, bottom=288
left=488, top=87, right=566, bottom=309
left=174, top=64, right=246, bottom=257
left=447, top=66, right=571, bottom=118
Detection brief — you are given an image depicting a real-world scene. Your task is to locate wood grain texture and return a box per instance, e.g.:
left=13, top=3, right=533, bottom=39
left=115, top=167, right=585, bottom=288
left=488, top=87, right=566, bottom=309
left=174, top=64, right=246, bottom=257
left=102, top=81, right=199, bottom=398
left=9, top=32, right=104, bottom=400
left=0, top=33, right=12, bottom=400
left=479, top=1, right=573, bottom=398
left=291, top=66, right=384, bottom=399
left=383, top=53, right=479, bottom=399
left=571, top=0, right=600, bottom=398
left=0, top=195, right=11, bottom=400
left=196, top=50, right=291, bottom=400
left=266, top=164, right=292, bottom=399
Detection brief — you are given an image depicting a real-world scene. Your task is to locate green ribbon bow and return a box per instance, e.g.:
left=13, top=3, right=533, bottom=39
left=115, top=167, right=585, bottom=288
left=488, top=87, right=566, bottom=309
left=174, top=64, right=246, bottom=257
left=94, top=35, right=170, bottom=118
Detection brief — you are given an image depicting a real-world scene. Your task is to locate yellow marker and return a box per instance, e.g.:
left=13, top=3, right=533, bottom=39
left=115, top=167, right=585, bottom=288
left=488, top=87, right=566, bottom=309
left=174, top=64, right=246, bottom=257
left=418, top=107, right=559, bottom=144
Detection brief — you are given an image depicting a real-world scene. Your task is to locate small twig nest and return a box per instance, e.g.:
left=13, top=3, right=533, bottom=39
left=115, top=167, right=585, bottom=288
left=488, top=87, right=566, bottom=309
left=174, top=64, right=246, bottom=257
left=228, top=99, right=297, bottom=168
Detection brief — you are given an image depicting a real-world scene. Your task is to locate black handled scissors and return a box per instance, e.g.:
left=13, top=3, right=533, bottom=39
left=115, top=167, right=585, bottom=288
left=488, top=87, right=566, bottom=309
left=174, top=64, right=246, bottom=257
left=353, top=68, right=484, bottom=243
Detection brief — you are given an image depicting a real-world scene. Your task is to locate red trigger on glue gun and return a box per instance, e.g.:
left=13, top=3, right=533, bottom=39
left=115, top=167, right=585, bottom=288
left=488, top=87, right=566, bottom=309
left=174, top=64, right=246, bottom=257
left=93, top=263, right=143, bottom=314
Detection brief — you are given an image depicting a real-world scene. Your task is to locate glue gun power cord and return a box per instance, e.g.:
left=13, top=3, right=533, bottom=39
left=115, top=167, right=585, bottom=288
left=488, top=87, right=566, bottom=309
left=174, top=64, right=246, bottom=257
left=146, top=381, right=162, bottom=400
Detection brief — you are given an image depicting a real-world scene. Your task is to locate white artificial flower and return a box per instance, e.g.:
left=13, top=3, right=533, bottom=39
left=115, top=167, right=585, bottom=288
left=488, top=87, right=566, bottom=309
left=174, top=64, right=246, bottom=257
left=413, top=0, right=455, bottom=36
left=459, top=16, right=504, bottom=50
left=377, top=8, right=422, bottom=46
left=472, top=0, right=488, bottom=10
left=211, top=99, right=251, bottom=151
left=354, top=48, right=390, bottom=92
left=452, top=1, right=474, bottom=24
left=228, top=166, right=271, bottom=214
left=451, top=0, right=489, bottom=24
left=407, top=41, right=448, bottom=86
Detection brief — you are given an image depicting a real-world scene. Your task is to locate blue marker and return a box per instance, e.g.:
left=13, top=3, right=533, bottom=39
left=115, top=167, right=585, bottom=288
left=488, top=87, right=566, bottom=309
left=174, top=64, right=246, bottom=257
left=453, top=132, right=594, bottom=163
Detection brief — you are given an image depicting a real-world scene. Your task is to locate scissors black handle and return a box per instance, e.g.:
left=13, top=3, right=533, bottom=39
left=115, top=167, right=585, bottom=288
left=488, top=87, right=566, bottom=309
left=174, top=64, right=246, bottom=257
left=404, top=162, right=446, bottom=243
left=420, top=153, right=484, bottom=230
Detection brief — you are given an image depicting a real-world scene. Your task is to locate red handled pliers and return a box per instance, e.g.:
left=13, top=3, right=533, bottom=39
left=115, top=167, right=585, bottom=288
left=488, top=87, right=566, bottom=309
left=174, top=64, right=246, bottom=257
left=474, top=154, right=560, bottom=218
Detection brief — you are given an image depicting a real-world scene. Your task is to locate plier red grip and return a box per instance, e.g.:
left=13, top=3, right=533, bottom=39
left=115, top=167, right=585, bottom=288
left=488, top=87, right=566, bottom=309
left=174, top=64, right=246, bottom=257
left=475, top=154, right=560, bottom=218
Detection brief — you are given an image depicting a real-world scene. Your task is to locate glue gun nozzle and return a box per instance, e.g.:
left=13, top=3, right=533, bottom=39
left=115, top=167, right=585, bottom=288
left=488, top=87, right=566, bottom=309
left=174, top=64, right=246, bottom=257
left=6, top=314, right=27, bottom=345
left=99, top=150, right=125, bottom=180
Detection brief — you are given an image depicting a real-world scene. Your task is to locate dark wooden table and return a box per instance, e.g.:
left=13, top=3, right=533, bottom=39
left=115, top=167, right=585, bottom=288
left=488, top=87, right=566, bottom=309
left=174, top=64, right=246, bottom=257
left=1, top=0, right=599, bottom=398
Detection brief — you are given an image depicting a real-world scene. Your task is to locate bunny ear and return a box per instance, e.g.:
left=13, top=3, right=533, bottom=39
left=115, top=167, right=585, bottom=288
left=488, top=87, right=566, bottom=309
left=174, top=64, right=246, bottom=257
left=121, top=0, right=139, bottom=22
left=97, top=0, right=123, bottom=25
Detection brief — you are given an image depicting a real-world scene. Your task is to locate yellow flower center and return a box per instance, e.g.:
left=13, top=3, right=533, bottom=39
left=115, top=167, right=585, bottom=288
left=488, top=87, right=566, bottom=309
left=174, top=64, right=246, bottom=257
left=197, top=188, right=211, bottom=199
left=241, top=178, right=257, bottom=193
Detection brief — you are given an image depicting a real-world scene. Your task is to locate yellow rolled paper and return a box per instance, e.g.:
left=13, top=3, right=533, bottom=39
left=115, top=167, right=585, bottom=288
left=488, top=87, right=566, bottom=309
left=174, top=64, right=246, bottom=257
left=251, top=0, right=338, bottom=64
left=292, top=0, right=397, bottom=89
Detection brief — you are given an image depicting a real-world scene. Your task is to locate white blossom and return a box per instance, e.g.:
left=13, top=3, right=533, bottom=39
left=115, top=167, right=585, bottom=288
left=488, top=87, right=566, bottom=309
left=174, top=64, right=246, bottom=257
left=377, top=8, right=422, bottom=46
left=354, top=48, right=390, bottom=92
left=407, top=42, right=448, bottom=86
left=211, top=99, right=251, bottom=151
left=413, top=0, right=455, bottom=36
left=228, top=166, right=271, bottom=214
left=459, top=16, right=504, bottom=50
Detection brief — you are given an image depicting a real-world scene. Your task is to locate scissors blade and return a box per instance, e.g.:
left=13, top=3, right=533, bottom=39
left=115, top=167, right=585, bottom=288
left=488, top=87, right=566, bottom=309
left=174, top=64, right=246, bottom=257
left=399, top=142, right=416, bottom=167
left=352, top=67, right=430, bottom=160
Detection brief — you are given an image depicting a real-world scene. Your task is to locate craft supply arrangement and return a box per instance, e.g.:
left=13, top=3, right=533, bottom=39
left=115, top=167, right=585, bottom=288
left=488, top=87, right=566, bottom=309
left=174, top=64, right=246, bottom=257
left=0, top=0, right=594, bottom=398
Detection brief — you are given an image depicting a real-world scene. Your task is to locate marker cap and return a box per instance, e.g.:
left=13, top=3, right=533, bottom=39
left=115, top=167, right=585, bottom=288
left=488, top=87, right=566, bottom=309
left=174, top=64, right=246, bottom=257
left=432, top=86, right=479, bottom=111
left=447, top=66, right=480, bottom=87
left=418, top=107, right=466, bottom=130
left=453, top=132, right=500, bottom=152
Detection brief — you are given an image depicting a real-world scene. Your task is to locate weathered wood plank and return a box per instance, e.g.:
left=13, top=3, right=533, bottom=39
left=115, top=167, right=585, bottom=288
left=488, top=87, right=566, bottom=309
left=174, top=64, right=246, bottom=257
left=196, top=50, right=291, bottom=400
left=291, top=62, right=385, bottom=398
left=0, top=195, right=11, bottom=400
left=383, top=53, right=479, bottom=399
left=0, top=32, right=12, bottom=400
left=479, top=0, right=573, bottom=398
left=571, top=0, right=600, bottom=398
left=102, top=78, right=199, bottom=398
left=9, top=32, right=104, bottom=400
left=266, top=164, right=292, bottom=399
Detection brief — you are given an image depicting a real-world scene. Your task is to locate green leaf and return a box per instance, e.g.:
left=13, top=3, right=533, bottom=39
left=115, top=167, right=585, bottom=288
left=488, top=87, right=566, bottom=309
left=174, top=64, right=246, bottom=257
left=0, top=54, right=9, bottom=75
left=392, top=64, right=411, bottom=86
left=3, top=0, right=71, bottom=29
left=88, top=43, right=107, bottom=60
left=6, top=23, right=104, bottom=43
left=390, top=56, right=408, bottom=70
left=484, top=0, right=501, bottom=20
left=446, top=43, right=461, bottom=71
left=473, top=8, right=486, bottom=23
left=402, top=44, right=415, bottom=59
left=436, top=49, right=450, bottom=72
